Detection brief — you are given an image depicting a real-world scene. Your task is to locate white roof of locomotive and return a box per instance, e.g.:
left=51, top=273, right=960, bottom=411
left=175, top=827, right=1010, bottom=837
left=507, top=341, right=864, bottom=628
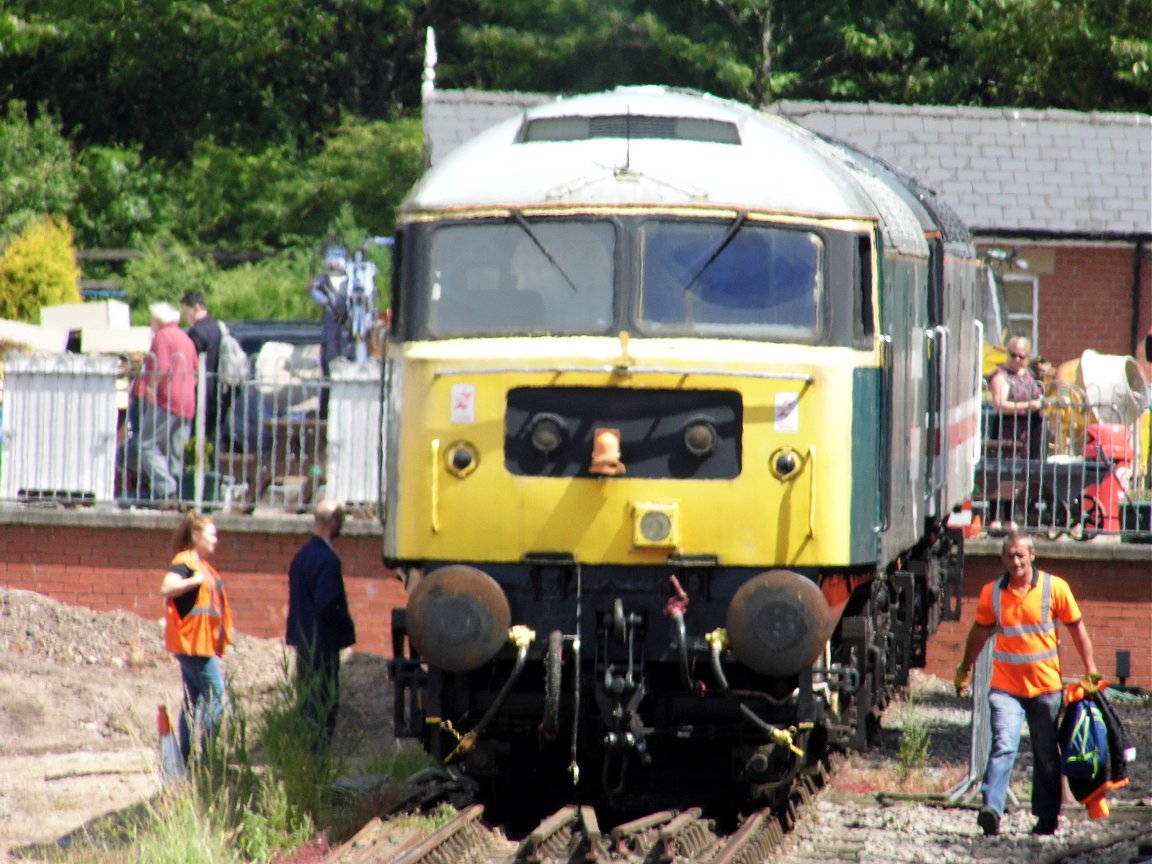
left=402, top=86, right=928, bottom=255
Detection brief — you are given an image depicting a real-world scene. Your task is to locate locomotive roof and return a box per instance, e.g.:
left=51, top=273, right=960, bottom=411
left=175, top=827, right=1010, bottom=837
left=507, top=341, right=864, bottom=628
left=401, top=86, right=929, bottom=256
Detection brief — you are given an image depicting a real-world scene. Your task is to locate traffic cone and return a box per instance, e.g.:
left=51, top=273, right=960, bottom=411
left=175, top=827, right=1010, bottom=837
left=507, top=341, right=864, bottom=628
left=966, top=511, right=983, bottom=539
left=157, top=704, right=186, bottom=783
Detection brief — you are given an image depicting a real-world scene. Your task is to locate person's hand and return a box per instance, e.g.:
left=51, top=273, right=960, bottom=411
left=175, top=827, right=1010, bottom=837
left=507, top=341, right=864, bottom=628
left=954, top=664, right=973, bottom=697
left=1079, top=672, right=1103, bottom=696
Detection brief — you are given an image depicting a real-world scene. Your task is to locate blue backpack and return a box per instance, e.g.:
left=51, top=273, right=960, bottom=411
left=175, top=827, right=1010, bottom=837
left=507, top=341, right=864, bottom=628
left=1060, top=697, right=1109, bottom=783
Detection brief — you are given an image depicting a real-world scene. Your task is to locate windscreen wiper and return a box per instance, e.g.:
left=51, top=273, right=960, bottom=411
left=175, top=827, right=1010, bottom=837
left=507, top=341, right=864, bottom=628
left=512, top=211, right=579, bottom=293
left=682, top=212, right=747, bottom=294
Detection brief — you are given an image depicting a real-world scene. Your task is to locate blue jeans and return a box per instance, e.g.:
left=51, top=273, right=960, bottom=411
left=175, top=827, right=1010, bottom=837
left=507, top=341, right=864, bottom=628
left=981, top=688, right=1063, bottom=819
left=175, top=654, right=226, bottom=762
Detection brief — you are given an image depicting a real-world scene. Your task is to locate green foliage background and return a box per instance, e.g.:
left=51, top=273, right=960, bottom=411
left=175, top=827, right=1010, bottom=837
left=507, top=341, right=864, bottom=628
left=0, top=0, right=1147, bottom=321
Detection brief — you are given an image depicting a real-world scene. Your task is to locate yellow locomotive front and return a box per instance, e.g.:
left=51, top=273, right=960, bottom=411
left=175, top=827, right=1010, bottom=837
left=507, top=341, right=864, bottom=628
left=386, top=207, right=890, bottom=812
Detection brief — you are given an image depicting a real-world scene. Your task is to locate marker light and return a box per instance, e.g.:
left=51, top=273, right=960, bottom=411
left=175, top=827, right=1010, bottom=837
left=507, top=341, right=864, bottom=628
left=589, top=428, right=626, bottom=476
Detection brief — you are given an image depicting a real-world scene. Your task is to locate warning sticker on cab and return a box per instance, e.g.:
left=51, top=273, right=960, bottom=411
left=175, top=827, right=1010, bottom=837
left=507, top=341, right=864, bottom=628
left=774, top=392, right=800, bottom=433
left=451, top=383, right=476, bottom=424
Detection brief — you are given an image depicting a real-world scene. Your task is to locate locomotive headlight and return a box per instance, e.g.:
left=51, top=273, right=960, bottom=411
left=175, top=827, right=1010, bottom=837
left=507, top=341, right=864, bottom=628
left=632, top=502, right=679, bottom=548
left=529, top=413, right=566, bottom=455
left=683, top=417, right=718, bottom=458
left=770, top=447, right=801, bottom=481
left=445, top=440, right=479, bottom=478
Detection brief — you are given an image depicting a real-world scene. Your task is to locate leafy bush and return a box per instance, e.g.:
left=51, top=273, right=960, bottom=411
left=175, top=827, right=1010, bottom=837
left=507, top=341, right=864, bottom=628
left=0, top=215, right=81, bottom=321
left=121, top=238, right=216, bottom=324
left=207, top=247, right=320, bottom=322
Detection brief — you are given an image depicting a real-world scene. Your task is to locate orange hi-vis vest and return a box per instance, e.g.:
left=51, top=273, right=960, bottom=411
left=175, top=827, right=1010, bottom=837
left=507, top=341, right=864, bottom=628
left=164, top=551, right=233, bottom=658
left=980, top=569, right=1079, bottom=698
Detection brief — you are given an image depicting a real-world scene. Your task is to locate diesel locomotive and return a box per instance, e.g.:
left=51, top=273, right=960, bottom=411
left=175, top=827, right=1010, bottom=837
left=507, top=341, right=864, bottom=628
left=384, top=87, right=984, bottom=817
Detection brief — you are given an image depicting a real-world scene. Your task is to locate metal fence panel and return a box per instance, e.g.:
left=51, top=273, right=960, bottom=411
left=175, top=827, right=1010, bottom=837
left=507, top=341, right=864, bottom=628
left=0, top=354, right=119, bottom=503
left=326, top=358, right=383, bottom=507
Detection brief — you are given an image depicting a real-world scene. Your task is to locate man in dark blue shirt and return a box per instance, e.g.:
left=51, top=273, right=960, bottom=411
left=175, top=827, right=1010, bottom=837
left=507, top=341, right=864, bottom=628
left=286, top=499, right=356, bottom=748
left=179, top=291, right=223, bottom=442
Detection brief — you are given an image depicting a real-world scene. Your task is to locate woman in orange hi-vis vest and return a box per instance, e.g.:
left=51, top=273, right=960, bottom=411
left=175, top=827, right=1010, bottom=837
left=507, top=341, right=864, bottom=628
left=954, top=531, right=1099, bottom=839
left=160, top=511, right=233, bottom=763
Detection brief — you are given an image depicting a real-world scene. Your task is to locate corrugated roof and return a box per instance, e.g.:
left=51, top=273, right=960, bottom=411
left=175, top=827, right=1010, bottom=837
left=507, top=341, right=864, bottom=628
left=424, top=90, right=1152, bottom=237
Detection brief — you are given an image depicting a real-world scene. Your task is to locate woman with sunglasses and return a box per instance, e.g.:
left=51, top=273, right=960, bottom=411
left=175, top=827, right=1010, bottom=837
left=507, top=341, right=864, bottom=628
left=990, top=336, right=1046, bottom=459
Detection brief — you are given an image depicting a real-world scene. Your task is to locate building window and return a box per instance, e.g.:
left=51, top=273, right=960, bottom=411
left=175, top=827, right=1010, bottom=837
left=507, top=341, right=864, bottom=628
left=1002, top=273, right=1039, bottom=352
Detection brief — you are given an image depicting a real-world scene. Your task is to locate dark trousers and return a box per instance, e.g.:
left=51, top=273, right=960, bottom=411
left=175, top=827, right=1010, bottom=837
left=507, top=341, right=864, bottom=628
left=294, top=646, right=341, bottom=747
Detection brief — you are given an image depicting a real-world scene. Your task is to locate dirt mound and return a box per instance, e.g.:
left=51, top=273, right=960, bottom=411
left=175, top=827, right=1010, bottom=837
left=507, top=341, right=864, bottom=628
left=0, top=588, right=393, bottom=859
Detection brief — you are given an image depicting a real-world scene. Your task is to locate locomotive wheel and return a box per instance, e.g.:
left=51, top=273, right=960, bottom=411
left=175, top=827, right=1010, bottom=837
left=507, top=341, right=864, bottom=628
left=541, top=629, right=563, bottom=740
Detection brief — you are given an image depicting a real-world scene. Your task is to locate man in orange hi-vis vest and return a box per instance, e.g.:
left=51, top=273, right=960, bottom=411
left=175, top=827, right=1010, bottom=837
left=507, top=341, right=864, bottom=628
left=953, top=530, right=1099, bottom=838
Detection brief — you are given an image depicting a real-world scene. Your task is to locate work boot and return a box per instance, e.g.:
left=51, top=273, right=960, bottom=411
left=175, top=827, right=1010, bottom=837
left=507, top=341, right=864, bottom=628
left=1031, top=816, right=1059, bottom=836
left=977, top=807, right=1000, bottom=836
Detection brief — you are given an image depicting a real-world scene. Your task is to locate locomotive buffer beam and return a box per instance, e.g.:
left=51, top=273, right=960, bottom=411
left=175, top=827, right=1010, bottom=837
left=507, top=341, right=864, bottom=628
left=890, top=569, right=916, bottom=686
left=835, top=615, right=882, bottom=751
left=940, top=528, right=965, bottom=622
left=388, top=607, right=429, bottom=739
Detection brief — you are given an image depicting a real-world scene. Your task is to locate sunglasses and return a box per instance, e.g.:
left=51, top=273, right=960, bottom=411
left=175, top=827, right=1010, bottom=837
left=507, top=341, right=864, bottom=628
left=1009, top=352, right=1028, bottom=360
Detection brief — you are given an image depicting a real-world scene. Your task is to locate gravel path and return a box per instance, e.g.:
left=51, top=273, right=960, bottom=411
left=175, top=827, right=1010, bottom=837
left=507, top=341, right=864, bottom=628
left=769, top=672, right=1152, bottom=864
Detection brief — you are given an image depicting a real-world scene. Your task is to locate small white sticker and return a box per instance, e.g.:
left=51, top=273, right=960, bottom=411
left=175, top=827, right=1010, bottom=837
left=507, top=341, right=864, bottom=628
left=451, top=383, right=476, bottom=424
left=774, top=393, right=799, bottom=433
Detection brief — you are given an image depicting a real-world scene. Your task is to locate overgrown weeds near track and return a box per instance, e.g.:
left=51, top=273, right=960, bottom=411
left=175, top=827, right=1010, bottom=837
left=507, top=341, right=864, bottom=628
left=37, top=656, right=435, bottom=863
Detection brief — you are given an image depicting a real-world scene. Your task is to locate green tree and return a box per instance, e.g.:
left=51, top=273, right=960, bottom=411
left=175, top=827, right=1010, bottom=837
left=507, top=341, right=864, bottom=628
left=439, top=0, right=1151, bottom=110
left=931, top=0, right=1152, bottom=111
left=0, top=0, right=431, bottom=159
left=164, top=115, right=422, bottom=250
left=0, top=101, right=78, bottom=240
left=167, top=139, right=306, bottom=250
left=70, top=144, right=172, bottom=249
left=285, top=115, right=425, bottom=241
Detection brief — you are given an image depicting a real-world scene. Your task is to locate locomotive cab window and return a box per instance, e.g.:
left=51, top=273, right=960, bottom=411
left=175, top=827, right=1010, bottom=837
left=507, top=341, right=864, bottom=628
left=637, top=220, right=823, bottom=339
left=425, top=219, right=615, bottom=336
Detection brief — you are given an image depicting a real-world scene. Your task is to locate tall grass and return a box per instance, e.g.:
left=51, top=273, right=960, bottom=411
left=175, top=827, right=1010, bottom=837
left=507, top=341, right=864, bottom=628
left=896, top=694, right=932, bottom=784
left=47, top=653, right=431, bottom=863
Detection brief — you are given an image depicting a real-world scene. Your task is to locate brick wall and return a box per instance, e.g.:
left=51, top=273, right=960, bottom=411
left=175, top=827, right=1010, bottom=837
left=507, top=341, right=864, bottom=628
left=0, top=520, right=405, bottom=657
left=1032, top=243, right=1152, bottom=367
left=1, top=520, right=1148, bottom=688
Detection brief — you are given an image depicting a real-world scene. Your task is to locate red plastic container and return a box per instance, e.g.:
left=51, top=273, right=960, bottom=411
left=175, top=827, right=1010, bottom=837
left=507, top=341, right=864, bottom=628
left=1082, top=423, right=1134, bottom=533
left=1083, top=423, right=1134, bottom=462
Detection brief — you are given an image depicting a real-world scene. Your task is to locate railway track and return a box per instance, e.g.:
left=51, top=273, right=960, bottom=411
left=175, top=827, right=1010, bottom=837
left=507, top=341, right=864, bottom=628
left=323, top=762, right=1151, bottom=864
left=324, top=761, right=833, bottom=864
